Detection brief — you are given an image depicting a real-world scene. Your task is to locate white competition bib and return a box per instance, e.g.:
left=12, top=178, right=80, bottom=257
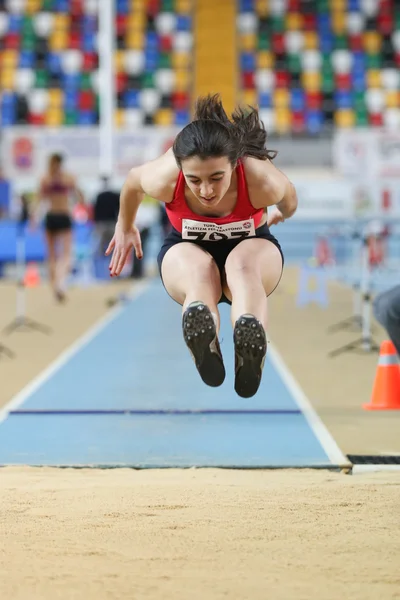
left=182, top=218, right=255, bottom=242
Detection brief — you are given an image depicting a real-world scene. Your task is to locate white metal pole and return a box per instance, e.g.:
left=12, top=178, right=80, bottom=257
left=98, top=0, right=115, bottom=178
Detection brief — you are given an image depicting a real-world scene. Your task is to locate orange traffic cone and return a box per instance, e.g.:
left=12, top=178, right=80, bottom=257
left=363, top=340, right=400, bottom=410
left=23, top=263, right=40, bottom=288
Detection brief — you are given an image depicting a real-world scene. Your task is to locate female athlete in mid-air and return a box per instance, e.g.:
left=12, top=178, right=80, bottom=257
left=106, top=95, right=298, bottom=398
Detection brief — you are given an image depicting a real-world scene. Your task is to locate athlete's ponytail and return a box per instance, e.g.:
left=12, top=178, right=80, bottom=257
left=173, top=94, right=277, bottom=167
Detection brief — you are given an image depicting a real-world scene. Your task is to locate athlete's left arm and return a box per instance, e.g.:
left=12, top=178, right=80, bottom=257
left=246, top=158, right=298, bottom=219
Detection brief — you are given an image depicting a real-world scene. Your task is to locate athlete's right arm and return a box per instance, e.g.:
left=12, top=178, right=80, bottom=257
left=106, top=150, right=178, bottom=277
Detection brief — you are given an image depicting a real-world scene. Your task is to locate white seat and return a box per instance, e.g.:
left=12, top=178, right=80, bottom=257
left=381, top=68, right=400, bottom=90
left=0, top=12, right=9, bottom=37
left=269, top=0, right=287, bottom=16
left=5, top=0, right=25, bottom=14
left=285, top=31, right=304, bottom=54
left=259, top=109, right=275, bottom=133
left=173, top=32, right=193, bottom=52
left=154, top=69, right=176, bottom=95
left=124, top=109, right=144, bottom=127
left=236, top=13, right=257, bottom=35
left=346, top=11, right=364, bottom=34
left=384, top=108, right=400, bottom=130
left=27, top=89, right=49, bottom=113
left=139, top=88, right=161, bottom=113
left=331, top=50, right=353, bottom=74
left=33, top=12, right=54, bottom=38
left=301, top=50, right=322, bottom=72
left=83, top=0, right=98, bottom=15
left=62, top=50, right=83, bottom=75
left=155, top=12, right=176, bottom=35
left=123, top=50, right=145, bottom=76
left=15, top=68, right=35, bottom=94
left=255, top=69, right=275, bottom=91
left=360, top=0, right=378, bottom=17
left=365, top=88, right=385, bottom=113
left=391, top=30, right=400, bottom=53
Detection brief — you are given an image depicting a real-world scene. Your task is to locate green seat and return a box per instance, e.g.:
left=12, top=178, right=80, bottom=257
left=42, top=0, right=55, bottom=9
left=35, top=70, right=49, bottom=88
left=271, top=16, right=285, bottom=33
left=353, top=91, right=366, bottom=111
left=161, top=0, right=174, bottom=11
left=158, top=53, right=172, bottom=68
left=321, top=72, right=334, bottom=93
left=80, top=73, right=92, bottom=91
left=141, top=73, right=154, bottom=88
left=257, top=33, right=270, bottom=51
left=64, top=110, right=78, bottom=125
left=21, top=32, right=36, bottom=51
left=316, top=0, right=329, bottom=11
left=355, top=108, right=368, bottom=126
left=334, top=35, right=348, bottom=50
left=287, top=53, right=301, bottom=74
left=366, top=54, right=381, bottom=69
left=22, top=16, right=34, bottom=36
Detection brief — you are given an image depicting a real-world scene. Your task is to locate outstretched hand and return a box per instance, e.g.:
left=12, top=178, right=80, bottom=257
left=105, top=223, right=143, bottom=277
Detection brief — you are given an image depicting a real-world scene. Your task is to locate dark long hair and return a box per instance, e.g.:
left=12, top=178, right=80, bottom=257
left=173, top=94, right=277, bottom=167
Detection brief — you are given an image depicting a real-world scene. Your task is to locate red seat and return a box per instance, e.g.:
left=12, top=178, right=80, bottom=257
left=116, top=72, right=128, bottom=93
left=275, top=70, right=290, bottom=88
left=349, top=34, right=363, bottom=52
left=79, top=90, right=95, bottom=110
left=160, top=36, right=173, bottom=53
left=172, top=91, right=189, bottom=110
left=4, top=33, right=20, bottom=50
left=83, top=52, right=97, bottom=71
left=242, top=72, right=255, bottom=88
left=272, top=33, right=285, bottom=55
left=335, top=73, right=352, bottom=90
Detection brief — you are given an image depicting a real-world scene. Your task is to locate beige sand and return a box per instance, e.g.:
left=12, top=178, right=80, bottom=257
left=1, top=467, right=399, bottom=600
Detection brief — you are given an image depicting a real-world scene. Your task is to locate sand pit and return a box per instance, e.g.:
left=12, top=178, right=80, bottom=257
left=1, top=467, right=399, bottom=600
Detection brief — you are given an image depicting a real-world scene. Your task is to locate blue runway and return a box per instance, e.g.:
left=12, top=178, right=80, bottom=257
left=0, top=281, right=348, bottom=469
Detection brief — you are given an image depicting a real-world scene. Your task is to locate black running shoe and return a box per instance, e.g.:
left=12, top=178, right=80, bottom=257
left=234, top=314, right=267, bottom=398
left=182, top=302, right=225, bottom=387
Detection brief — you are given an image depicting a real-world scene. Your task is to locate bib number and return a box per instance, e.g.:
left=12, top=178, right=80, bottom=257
left=182, top=218, right=255, bottom=242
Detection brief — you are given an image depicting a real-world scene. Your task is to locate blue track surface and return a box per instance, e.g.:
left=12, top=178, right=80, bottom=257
left=0, top=281, right=346, bottom=468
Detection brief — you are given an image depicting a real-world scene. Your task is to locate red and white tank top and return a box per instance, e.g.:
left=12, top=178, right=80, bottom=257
left=165, top=161, right=264, bottom=242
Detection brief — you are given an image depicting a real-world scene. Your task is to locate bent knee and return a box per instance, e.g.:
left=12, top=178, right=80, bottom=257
left=225, top=253, right=257, bottom=279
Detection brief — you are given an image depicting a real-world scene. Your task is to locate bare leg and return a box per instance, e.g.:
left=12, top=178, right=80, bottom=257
left=57, top=229, right=73, bottom=296
left=161, top=242, right=225, bottom=386
left=45, top=231, right=58, bottom=296
left=223, top=239, right=283, bottom=398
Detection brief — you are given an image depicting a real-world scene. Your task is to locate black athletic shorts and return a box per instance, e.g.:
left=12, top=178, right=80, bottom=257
left=45, top=213, right=73, bottom=233
left=157, top=222, right=284, bottom=305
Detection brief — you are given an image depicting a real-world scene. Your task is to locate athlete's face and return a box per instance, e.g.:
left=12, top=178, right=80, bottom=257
left=181, top=156, right=234, bottom=208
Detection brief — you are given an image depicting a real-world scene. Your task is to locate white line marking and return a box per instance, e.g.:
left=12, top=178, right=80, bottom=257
left=267, top=340, right=350, bottom=467
left=0, top=281, right=149, bottom=425
left=352, top=465, right=400, bottom=474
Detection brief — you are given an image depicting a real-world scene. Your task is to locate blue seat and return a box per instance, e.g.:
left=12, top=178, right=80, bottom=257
left=258, top=91, right=272, bottom=108
left=123, top=90, right=140, bottom=108
left=82, top=34, right=96, bottom=53
left=352, top=72, right=366, bottom=91
left=320, top=33, right=334, bottom=53
left=64, top=90, right=79, bottom=110
left=116, top=0, right=129, bottom=14
left=240, top=52, right=256, bottom=72
left=63, top=74, right=80, bottom=90
left=175, top=110, right=190, bottom=126
left=347, top=0, right=360, bottom=10
left=176, top=15, right=191, bottom=32
left=54, top=0, right=70, bottom=12
left=8, top=15, right=22, bottom=32
left=239, top=0, right=254, bottom=11
left=19, top=50, right=35, bottom=68
left=78, top=110, right=97, bottom=125
left=291, top=88, right=305, bottom=111
left=335, top=90, right=352, bottom=109
left=306, top=110, right=323, bottom=134
left=146, top=32, right=159, bottom=50
left=47, top=52, right=62, bottom=74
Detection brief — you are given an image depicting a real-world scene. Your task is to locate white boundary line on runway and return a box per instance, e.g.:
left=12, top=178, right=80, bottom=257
left=267, top=341, right=351, bottom=468
left=0, top=281, right=149, bottom=425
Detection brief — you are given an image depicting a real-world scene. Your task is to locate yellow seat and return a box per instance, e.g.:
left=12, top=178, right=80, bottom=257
left=303, top=31, right=318, bottom=50
left=175, top=0, right=192, bottom=14
left=114, top=109, right=124, bottom=128
left=53, top=14, right=70, bottom=31
left=331, top=11, right=346, bottom=35
left=275, top=108, right=291, bottom=135
left=301, top=71, right=321, bottom=92
left=367, top=70, right=381, bottom=88
left=286, top=13, right=303, bottom=31
left=329, top=0, right=346, bottom=8
left=240, top=33, right=257, bottom=52
left=363, top=32, right=382, bottom=54
left=274, top=88, right=290, bottom=108
left=172, top=52, right=191, bottom=69
left=2, top=50, right=18, bottom=69
left=114, top=51, right=125, bottom=73
left=154, top=108, right=174, bottom=126
left=175, top=68, right=191, bottom=92
left=255, top=0, right=269, bottom=17
left=0, top=68, right=15, bottom=91
left=125, top=30, right=144, bottom=50
left=242, top=89, right=257, bottom=107
left=26, top=0, right=41, bottom=14
left=130, top=0, right=146, bottom=8
left=46, top=107, right=64, bottom=127
left=49, top=31, right=68, bottom=51
left=257, top=51, right=274, bottom=69
left=48, top=88, right=64, bottom=107
left=386, top=91, right=400, bottom=108
left=127, top=13, right=146, bottom=30
left=334, top=109, right=355, bottom=128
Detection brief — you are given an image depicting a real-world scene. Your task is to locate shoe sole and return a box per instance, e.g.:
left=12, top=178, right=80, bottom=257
left=234, top=316, right=267, bottom=398
left=182, top=303, right=225, bottom=387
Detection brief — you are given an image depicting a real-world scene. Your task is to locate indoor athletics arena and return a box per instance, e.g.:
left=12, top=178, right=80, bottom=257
left=0, top=1, right=400, bottom=599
